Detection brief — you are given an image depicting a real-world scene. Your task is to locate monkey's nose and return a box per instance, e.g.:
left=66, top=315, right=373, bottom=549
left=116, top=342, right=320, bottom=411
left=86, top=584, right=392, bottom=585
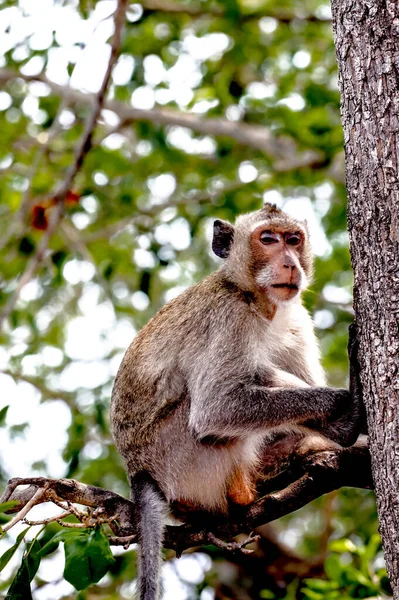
left=283, top=255, right=296, bottom=270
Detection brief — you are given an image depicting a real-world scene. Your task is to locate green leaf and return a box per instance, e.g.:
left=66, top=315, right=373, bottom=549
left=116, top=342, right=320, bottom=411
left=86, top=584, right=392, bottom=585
left=17, top=237, right=35, bottom=256
left=329, top=539, right=357, bottom=554
left=36, top=537, right=60, bottom=558
left=25, top=540, right=41, bottom=581
left=5, top=559, right=32, bottom=600
left=0, top=501, right=19, bottom=514
left=0, top=528, right=30, bottom=573
left=301, top=589, right=324, bottom=600
left=0, top=405, right=9, bottom=426
left=350, top=567, right=376, bottom=588
left=38, top=528, right=86, bottom=557
left=51, top=250, right=67, bottom=268
left=325, top=554, right=345, bottom=584
left=63, top=527, right=115, bottom=590
left=260, top=590, right=276, bottom=599
left=364, top=533, right=382, bottom=561
left=303, top=578, right=340, bottom=591
left=5, top=535, right=40, bottom=600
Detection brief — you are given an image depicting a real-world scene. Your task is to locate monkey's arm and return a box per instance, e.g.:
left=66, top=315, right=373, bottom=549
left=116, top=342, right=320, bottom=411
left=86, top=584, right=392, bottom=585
left=271, top=367, right=362, bottom=445
left=189, top=379, right=360, bottom=448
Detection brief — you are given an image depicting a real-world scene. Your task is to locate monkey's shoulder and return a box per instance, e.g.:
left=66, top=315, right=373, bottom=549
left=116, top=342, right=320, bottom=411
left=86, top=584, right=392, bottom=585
left=111, top=272, right=249, bottom=426
left=134, top=272, right=252, bottom=344
left=113, top=272, right=255, bottom=392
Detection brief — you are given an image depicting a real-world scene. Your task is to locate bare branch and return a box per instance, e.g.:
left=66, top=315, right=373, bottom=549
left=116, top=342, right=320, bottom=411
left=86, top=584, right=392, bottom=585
left=0, top=444, right=372, bottom=554
left=0, top=369, right=74, bottom=405
left=52, top=0, right=128, bottom=204
left=2, top=485, right=48, bottom=533
left=23, top=511, right=73, bottom=526
left=206, top=531, right=260, bottom=556
left=0, top=68, right=323, bottom=169
left=53, top=521, right=88, bottom=529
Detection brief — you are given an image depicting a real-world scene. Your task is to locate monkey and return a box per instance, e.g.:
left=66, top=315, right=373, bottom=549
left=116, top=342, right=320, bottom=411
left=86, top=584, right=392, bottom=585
left=110, top=203, right=362, bottom=600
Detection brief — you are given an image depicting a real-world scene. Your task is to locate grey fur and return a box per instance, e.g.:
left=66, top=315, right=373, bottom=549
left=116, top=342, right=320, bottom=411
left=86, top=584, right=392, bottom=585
left=130, top=473, right=165, bottom=600
left=110, top=204, right=361, bottom=599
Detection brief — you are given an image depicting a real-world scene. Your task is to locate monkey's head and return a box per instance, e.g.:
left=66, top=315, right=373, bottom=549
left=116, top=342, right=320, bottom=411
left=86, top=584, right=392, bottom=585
left=212, top=203, right=313, bottom=304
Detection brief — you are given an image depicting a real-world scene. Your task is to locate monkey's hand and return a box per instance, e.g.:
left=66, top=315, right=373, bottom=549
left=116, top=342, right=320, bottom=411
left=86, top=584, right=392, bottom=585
left=304, top=390, right=362, bottom=448
left=320, top=403, right=361, bottom=447
left=306, top=323, right=367, bottom=447
left=348, top=322, right=368, bottom=434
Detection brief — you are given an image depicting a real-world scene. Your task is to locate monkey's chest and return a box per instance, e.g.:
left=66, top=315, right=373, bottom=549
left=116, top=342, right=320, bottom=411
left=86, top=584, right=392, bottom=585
left=254, top=328, right=300, bottom=372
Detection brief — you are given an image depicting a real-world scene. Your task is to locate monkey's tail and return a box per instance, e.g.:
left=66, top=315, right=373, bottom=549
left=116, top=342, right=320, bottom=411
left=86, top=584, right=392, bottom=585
left=130, top=472, right=166, bottom=600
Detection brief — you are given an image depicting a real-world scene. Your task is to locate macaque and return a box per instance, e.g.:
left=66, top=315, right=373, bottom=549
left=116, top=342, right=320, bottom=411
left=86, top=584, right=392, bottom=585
left=111, top=203, right=362, bottom=600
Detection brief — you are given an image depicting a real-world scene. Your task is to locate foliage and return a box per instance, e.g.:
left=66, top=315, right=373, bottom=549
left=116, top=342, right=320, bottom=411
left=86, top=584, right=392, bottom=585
left=301, top=536, right=390, bottom=600
left=40, top=527, right=115, bottom=591
left=0, top=524, right=115, bottom=596
left=0, top=0, right=381, bottom=598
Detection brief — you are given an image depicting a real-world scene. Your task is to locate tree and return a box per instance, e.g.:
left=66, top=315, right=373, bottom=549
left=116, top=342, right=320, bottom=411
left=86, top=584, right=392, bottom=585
left=332, top=0, right=399, bottom=596
left=0, top=0, right=388, bottom=598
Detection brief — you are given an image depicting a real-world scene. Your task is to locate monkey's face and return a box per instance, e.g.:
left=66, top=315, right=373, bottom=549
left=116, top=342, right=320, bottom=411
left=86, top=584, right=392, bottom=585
left=250, top=224, right=307, bottom=303
left=212, top=205, right=314, bottom=299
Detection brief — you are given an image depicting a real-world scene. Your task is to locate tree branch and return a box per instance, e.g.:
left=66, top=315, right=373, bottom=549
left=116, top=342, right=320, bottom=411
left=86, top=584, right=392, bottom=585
left=0, top=369, right=74, bottom=406
left=52, top=0, right=127, bottom=203
left=0, top=68, right=323, bottom=169
left=0, top=444, right=372, bottom=555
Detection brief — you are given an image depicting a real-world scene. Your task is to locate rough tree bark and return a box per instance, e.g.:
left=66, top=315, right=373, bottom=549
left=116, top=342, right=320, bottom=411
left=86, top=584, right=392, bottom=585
left=331, top=0, right=399, bottom=596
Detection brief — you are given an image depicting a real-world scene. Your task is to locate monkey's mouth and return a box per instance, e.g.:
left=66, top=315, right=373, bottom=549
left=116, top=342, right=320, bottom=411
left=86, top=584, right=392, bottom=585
left=271, top=283, right=298, bottom=290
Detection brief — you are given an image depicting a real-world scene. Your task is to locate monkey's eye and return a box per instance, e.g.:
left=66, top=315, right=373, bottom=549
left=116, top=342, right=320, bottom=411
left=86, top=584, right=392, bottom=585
left=285, top=233, right=301, bottom=246
left=260, top=231, right=279, bottom=244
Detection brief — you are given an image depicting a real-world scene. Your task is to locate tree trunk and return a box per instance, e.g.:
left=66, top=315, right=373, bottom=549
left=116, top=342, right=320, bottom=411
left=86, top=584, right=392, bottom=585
left=331, top=0, right=399, bottom=595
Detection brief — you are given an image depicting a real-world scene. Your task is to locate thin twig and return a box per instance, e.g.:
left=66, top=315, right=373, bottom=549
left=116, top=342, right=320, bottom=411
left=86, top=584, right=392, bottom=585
left=23, top=511, right=73, bottom=526
left=0, top=202, right=64, bottom=330
left=2, top=486, right=48, bottom=532
left=54, top=521, right=88, bottom=529
left=206, top=531, right=260, bottom=555
left=52, top=0, right=128, bottom=205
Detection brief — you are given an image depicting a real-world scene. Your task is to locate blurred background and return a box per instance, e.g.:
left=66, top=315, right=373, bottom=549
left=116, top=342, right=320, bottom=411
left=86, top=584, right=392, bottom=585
left=0, top=0, right=387, bottom=598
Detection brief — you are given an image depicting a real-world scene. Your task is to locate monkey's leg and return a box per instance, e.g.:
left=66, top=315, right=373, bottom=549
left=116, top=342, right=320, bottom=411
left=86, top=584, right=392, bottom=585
left=130, top=472, right=166, bottom=600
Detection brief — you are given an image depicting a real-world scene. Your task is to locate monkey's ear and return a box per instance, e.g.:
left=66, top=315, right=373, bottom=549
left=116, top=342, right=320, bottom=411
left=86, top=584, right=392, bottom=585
left=212, top=219, right=235, bottom=259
